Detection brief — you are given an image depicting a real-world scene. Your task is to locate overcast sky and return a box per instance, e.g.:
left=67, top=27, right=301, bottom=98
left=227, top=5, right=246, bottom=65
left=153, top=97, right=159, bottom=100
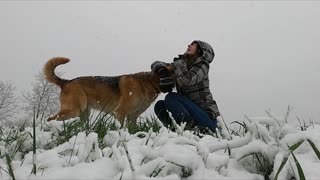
left=1, top=1, right=319, bottom=123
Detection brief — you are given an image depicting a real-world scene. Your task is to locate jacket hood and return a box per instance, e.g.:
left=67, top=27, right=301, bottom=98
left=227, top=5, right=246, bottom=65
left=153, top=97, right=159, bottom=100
left=193, top=40, right=215, bottom=63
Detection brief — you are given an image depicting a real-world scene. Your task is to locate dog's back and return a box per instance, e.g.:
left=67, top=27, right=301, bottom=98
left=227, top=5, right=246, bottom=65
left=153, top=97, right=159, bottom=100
left=71, top=76, right=121, bottom=92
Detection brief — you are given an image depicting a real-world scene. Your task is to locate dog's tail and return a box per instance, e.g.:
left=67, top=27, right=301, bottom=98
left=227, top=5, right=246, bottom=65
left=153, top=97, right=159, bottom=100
left=44, top=57, right=70, bottom=87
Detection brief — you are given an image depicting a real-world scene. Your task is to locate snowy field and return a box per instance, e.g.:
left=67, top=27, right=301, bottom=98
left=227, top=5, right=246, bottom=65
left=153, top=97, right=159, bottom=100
left=1, top=111, right=320, bottom=180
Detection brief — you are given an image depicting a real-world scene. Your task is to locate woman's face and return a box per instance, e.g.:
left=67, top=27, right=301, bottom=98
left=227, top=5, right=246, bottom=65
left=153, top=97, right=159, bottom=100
left=185, top=42, right=199, bottom=56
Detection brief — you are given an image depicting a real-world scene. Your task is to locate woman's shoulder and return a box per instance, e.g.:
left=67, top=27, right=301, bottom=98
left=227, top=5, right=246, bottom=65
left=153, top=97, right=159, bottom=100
left=193, top=58, right=210, bottom=68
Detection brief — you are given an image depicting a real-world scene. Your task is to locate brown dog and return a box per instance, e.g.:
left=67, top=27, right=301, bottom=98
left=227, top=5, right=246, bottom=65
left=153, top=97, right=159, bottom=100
left=44, top=57, right=162, bottom=125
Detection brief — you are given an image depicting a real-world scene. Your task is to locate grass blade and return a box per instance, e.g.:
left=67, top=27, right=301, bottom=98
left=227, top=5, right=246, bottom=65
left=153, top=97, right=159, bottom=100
left=274, top=155, right=289, bottom=180
left=5, top=154, right=16, bottom=180
left=68, top=134, right=78, bottom=166
left=307, top=139, right=320, bottom=160
left=291, top=152, right=306, bottom=180
left=32, top=108, right=37, bottom=175
left=275, top=141, right=305, bottom=180
left=150, top=164, right=165, bottom=177
left=288, top=140, right=304, bottom=152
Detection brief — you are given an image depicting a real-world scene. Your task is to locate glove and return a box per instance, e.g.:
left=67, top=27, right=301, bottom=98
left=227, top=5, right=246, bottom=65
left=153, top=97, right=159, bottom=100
left=151, top=61, right=167, bottom=74
left=151, top=61, right=174, bottom=93
left=158, top=67, right=174, bottom=93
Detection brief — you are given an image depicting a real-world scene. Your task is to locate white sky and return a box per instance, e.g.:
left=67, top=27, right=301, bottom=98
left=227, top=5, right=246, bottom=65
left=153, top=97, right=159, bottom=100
left=0, top=1, right=319, bottom=123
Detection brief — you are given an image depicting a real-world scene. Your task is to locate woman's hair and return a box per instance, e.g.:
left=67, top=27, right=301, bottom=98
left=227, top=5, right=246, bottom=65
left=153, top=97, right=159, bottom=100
left=192, top=41, right=203, bottom=57
left=197, top=46, right=203, bottom=57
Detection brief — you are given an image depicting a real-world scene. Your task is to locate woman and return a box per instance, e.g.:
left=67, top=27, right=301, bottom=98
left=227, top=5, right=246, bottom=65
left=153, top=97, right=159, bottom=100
left=151, top=40, right=220, bottom=131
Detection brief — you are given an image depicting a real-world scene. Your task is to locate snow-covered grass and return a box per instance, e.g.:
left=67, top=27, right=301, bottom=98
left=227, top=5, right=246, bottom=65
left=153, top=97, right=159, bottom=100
left=1, top=109, right=320, bottom=180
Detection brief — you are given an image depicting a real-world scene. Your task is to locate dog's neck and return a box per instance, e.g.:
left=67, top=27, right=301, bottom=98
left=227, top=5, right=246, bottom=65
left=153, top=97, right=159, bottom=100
left=132, top=71, right=161, bottom=94
left=150, top=72, right=161, bottom=94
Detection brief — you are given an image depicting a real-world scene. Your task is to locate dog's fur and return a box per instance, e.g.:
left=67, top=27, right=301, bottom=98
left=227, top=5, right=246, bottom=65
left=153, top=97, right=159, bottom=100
left=44, top=57, right=162, bottom=125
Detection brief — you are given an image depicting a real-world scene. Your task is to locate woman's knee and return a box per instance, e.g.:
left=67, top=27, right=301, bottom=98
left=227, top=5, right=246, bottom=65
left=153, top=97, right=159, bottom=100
left=164, top=92, right=179, bottom=102
left=154, top=100, right=165, bottom=113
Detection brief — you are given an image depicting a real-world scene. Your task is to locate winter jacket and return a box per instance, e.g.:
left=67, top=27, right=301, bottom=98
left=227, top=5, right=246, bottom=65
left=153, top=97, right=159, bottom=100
left=172, top=40, right=220, bottom=119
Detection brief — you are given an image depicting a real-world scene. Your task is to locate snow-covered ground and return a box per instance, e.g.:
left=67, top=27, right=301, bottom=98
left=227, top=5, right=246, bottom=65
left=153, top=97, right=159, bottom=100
left=1, top=113, right=320, bottom=180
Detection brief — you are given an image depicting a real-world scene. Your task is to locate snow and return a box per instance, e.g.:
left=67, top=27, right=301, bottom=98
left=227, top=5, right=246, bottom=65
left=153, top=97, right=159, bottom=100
left=1, top=113, right=320, bottom=179
left=208, top=132, right=252, bottom=153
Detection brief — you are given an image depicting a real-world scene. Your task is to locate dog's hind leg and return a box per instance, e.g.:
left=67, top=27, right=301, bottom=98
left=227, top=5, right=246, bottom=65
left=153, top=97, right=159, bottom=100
left=48, top=86, right=88, bottom=121
left=48, top=109, right=81, bottom=121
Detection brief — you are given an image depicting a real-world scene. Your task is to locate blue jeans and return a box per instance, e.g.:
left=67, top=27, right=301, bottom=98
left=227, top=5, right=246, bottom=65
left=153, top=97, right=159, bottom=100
left=154, top=92, right=217, bottom=130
